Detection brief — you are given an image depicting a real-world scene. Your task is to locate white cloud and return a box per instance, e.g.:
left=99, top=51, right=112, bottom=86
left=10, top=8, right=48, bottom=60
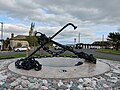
left=0, top=0, right=119, bottom=25
left=2, top=23, right=29, bottom=39
left=0, top=0, right=120, bottom=43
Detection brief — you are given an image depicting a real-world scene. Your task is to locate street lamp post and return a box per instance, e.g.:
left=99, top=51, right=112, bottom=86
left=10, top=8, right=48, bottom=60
left=74, top=38, right=76, bottom=49
left=78, top=32, right=80, bottom=43
left=0, top=22, right=3, bottom=50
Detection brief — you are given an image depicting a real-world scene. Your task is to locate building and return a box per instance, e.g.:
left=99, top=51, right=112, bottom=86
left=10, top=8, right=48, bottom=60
left=92, top=41, right=110, bottom=49
left=10, top=34, right=29, bottom=49
left=75, top=41, right=111, bottom=49
left=0, top=39, right=4, bottom=50
left=0, top=40, right=2, bottom=50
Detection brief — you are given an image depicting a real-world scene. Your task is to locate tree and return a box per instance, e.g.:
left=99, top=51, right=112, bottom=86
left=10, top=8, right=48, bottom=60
left=107, top=32, right=120, bottom=50
left=26, top=36, right=39, bottom=47
left=3, top=38, right=10, bottom=50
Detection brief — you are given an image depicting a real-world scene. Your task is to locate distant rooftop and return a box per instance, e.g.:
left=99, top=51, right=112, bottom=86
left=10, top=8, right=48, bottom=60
left=10, top=35, right=27, bottom=40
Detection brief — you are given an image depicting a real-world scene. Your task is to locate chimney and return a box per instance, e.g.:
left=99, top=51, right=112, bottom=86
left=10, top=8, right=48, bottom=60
left=11, top=33, right=14, bottom=38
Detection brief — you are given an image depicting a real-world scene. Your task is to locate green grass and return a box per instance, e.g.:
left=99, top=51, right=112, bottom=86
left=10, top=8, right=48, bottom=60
left=0, top=53, right=78, bottom=60
left=96, top=49, right=120, bottom=55
left=0, top=54, right=26, bottom=59
left=0, top=53, right=54, bottom=60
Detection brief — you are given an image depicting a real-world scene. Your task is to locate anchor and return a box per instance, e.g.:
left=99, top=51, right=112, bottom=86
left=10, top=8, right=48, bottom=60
left=15, top=23, right=96, bottom=71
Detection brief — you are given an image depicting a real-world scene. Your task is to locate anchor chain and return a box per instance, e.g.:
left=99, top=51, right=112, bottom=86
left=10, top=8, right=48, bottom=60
left=43, top=45, right=66, bottom=56
left=15, top=57, right=42, bottom=71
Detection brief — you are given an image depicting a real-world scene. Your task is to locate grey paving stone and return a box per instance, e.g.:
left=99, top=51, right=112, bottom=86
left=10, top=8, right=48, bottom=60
left=0, top=58, right=119, bottom=89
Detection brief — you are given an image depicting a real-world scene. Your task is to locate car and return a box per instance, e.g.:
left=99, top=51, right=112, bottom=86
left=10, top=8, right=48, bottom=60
left=105, top=46, right=114, bottom=49
left=54, top=46, right=63, bottom=50
left=14, top=46, right=31, bottom=52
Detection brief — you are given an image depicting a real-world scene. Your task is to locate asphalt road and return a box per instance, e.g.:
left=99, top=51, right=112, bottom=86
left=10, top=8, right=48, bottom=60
left=0, top=49, right=120, bottom=61
left=75, top=49, right=120, bottom=61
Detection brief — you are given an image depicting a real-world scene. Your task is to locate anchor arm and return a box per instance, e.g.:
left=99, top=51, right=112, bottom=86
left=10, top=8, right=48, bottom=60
left=50, top=23, right=77, bottom=39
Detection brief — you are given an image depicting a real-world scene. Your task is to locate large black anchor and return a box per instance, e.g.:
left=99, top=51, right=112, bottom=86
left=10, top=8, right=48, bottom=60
left=15, top=23, right=77, bottom=71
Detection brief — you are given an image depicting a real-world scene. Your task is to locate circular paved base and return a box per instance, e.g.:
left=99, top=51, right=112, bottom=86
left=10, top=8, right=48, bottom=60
left=8, top=58, right=110, bottom=79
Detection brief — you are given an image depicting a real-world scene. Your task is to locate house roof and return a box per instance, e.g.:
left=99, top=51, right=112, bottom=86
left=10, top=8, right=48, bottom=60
left=10, top=35, right=27, bottom=40
left=92, top=41, right=110, bottom=46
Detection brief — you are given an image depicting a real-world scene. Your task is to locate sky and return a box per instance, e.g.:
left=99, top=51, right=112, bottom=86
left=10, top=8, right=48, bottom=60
left=0, top=0, right=120, bottom=44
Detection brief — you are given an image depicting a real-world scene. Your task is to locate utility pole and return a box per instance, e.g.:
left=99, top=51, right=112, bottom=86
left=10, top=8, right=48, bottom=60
left=102, top=34, right=104, bottom=49
left=74, top=38, right=76, bottom=49
left=78, top=32, right=80, bottom=43
left=102, top=34, right=104, bottom=41
left=0, top=22, right=3, bottom=50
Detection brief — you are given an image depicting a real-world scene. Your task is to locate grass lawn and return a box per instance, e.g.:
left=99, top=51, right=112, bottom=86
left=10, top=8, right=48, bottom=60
left=0, top=53, right=53, bottom=60
left=96, top=49, right=120, bottom=55
left=0, top=54, right=26, bottom=59
left=0, top=53, right=78, bottom=60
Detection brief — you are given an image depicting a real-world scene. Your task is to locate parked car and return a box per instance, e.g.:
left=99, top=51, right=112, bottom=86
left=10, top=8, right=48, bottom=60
left=14, top=46, right=31, bottom=52
left=105, top=46, right=114, bottom=49
left=54, top=46, right=63, bottom=50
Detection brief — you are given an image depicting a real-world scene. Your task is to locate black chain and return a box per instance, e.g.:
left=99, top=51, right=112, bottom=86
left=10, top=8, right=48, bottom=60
left=15, top=57, right=42, bottom=71
left=43, top=46, right=66, bottom=56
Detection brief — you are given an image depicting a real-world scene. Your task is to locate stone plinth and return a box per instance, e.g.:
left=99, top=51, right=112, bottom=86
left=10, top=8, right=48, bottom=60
left=8, top=57, right=110, bottom=79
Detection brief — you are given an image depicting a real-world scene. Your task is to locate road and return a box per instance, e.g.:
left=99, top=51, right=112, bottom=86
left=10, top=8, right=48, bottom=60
left=0, top=49, right=120, bottom=61
left=75, top=49, right=120, bottom=61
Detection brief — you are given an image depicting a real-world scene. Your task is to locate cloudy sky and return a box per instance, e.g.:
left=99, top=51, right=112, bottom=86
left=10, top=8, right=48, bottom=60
left=0, top=0, right=120, bottom=44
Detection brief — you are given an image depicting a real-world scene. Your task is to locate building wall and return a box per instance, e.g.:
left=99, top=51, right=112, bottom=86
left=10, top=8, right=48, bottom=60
left=0, top=42, right=2, bottom=46
left=10, top=40, right=29, bottom=49
left=0, top=41, right=2, bottom=50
